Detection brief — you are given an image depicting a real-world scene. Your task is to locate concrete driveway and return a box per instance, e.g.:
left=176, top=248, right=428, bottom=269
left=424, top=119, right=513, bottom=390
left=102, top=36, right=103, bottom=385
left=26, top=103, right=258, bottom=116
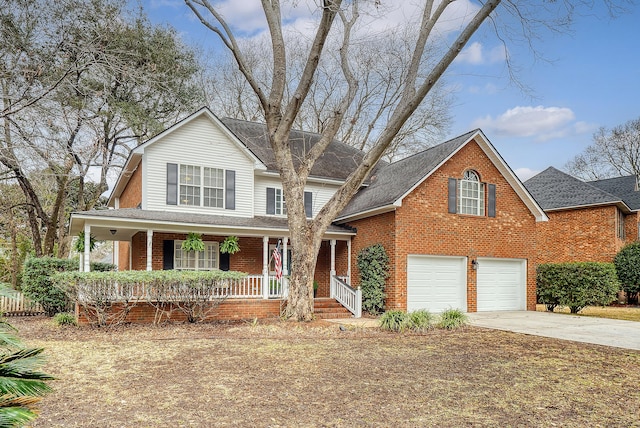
left=467, top=311, right=640, bottom=351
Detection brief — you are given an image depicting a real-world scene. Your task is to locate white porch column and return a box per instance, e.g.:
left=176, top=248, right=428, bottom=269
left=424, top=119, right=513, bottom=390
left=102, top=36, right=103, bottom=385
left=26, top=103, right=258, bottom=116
left=146, top=229, right=153, bottom=271
left=113, top=239, right=119, bottom=270
left=282, top=237, right=289, bottom=298
left=83, top=223, right=91, bottom=272
left=262, top=236, right=270, bottom=299
left=347, top=238, right=352, bottom=284
left=330, top=239, right=336, bottom=277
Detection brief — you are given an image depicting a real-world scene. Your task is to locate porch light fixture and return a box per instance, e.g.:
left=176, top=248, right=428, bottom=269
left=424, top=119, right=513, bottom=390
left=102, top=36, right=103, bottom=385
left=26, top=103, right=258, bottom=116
left=109, top=229, right=117, bottom=235
left=471, top=259, right=478, bottom=270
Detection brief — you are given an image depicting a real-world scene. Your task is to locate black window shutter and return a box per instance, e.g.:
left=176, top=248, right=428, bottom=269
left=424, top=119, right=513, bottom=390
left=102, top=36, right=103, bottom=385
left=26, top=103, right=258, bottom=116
left=266, top=187, right=275, bottom=215
left=225, top=170, right=235, bottom=210
left=448, top=178, right=457, bottom=214
left=166, top=163, right=178, bottom=205
left=488, top=183, right=496, bottom=217
left=163, top=240, right=174, bottom=270
left=219, top=251, right=230, bottom=271
left=304, top=191, right=313, bottom=218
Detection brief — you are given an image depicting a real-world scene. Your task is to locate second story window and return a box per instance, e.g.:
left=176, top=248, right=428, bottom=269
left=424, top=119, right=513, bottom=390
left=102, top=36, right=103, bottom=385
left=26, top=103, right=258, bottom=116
left=178, top=165, right=224, bottom=207
left=617, top=209, right=626, bottom=240
left=459, top=170, right=485, bottom=216
left=275, top=188, right=287, bottom=215
left=180, top=165, right=201, bottom=206
left=203, top=167, right=224, bottom=208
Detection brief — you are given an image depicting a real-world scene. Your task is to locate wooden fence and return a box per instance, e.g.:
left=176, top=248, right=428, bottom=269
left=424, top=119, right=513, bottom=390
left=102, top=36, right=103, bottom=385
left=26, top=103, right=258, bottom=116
left=0, top=292, right=45, bottom=316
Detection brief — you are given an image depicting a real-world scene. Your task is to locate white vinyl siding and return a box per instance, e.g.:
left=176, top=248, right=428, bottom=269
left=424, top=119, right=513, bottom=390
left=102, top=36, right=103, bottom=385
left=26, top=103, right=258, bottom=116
left=144, top=115, right=254, bottom=216
left=255, top=176, right=340, bottom=218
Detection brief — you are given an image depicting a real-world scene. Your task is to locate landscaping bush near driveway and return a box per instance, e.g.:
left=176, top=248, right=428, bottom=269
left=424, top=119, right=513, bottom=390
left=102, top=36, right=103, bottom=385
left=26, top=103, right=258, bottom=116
left=537, top=262, right=620, bottom=313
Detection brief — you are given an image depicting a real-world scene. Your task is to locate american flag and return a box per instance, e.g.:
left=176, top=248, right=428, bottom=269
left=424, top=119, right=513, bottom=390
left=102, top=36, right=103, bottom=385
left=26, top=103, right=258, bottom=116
left=273, top=243, right=282, bottom=280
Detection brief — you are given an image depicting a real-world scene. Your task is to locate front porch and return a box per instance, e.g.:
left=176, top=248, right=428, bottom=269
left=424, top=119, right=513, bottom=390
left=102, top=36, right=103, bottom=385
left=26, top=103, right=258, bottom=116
left=70, top=209, right=361, bottom=320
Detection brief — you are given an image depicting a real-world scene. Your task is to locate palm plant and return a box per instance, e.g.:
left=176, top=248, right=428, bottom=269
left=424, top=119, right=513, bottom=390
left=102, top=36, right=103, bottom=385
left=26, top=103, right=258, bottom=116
left=0, top=287, right=53, bottom=427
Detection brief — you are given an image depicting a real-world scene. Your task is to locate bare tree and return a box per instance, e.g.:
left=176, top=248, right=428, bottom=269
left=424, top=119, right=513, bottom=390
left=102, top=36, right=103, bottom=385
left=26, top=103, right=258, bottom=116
left=566, top=117, right=640, bottom=180
left=0, top=0, right=202, bottom=256
left=185, top=0, right=614, bottom=321
left=201, top=25, right=452, bottom=161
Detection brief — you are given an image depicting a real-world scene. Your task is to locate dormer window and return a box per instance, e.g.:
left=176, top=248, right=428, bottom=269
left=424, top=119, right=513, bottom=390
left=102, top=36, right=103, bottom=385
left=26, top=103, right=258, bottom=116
left=459, top=170, right=485, bottom=216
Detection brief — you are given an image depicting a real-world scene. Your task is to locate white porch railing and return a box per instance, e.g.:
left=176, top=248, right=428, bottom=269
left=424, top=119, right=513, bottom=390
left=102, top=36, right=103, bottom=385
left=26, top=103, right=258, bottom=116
left=77, top=275, right=286, bottom=302
left=330, top=275, right=362, bottom=318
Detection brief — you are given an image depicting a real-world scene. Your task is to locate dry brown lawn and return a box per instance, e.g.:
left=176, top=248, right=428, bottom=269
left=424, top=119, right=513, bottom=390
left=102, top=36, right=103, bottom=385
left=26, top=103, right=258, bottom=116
left=12, top=316, right=640, bottom=428
left=536, top=304, right=640, bottom=322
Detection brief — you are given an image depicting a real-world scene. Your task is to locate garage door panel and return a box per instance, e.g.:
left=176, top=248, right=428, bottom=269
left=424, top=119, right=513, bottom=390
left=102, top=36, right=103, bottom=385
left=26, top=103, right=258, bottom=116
left=407, top=255, right=467, bottom=313
left=477, top=258, right=526, bottom=311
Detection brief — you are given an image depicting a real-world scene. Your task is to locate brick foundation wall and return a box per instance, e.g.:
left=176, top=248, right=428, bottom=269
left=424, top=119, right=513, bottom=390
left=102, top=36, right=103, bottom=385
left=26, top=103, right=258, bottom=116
left=76, top=299, right=282, bottom=325
left=345, top=139, right=538, bottom=312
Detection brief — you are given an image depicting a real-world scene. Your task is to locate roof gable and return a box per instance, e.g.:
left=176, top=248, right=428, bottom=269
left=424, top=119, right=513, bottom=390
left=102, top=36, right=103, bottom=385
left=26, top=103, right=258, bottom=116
left=108, top=107, right=266, bottom=207
left=338, top=129, right=547, bottom=222
left=524, top=167, right=629, bottom=212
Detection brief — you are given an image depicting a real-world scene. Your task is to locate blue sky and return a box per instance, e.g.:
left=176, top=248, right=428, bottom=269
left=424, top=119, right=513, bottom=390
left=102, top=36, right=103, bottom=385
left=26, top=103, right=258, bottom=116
left=140, top=1, right=640, bottom=181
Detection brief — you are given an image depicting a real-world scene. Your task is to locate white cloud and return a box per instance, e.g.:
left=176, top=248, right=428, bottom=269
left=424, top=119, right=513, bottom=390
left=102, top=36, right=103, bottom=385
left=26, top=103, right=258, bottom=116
left=472, top=106, right=577, bottom=140
left=456, top=42, right=506, bottom=65
left=514, top=167, right=540, bottom=181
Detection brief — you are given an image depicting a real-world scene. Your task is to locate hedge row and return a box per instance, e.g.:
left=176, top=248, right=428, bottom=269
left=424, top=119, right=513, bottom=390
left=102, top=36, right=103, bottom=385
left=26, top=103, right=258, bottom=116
left=536, top=262, right=619, bottom=313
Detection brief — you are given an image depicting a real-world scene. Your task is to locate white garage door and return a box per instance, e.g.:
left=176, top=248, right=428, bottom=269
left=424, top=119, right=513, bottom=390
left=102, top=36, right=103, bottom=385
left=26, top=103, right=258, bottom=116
left=407, top=255, right=467, bottom=312
left=476, top=258, right=526, bottom=311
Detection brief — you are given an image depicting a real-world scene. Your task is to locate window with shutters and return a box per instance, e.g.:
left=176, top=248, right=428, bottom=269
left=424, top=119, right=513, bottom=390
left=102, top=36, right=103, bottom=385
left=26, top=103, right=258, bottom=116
left=174, top=241, right=219, bottom=270
left=266, top=187, right=313, bottom=218
left=203, top=167, right=224, bottom=208
left=180, top=165, right=201, bottom=206
left=459, top=170, right=485, bottom=216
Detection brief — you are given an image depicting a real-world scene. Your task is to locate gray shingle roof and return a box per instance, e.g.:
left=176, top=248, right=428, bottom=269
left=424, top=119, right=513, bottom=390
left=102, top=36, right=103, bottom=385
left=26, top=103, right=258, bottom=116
left=589, top=175, right=640, bottom=211
left=338, top=130, right=476, bottom=219
left=220, top=117, right=382, bottom=181
left=74, top=208, right=355, bottom=234
left=524, top=167, right=623, bottom=210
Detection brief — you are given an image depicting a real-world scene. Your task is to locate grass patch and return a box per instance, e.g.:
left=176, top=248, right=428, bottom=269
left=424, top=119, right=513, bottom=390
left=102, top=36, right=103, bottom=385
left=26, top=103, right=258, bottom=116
left=11, top=316, right=640, bottom=427
left=536, top=304, right=640, bottom=322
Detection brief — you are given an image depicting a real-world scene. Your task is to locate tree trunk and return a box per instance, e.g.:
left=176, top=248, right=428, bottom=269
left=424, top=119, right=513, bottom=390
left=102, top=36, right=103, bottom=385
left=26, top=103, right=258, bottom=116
left=285, top=231, right=324, bottom=321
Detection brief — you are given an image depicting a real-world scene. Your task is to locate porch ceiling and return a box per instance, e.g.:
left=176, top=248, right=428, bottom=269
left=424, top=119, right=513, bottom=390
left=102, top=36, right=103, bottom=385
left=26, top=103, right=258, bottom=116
left=70, top=208, right=356, bottom=241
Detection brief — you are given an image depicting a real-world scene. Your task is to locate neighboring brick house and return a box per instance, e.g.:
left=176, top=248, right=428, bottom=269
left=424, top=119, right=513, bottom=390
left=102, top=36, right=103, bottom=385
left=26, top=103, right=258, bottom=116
left=70, top=107, right=547, bottom=320
left=524, top=167, right=640, bottom=264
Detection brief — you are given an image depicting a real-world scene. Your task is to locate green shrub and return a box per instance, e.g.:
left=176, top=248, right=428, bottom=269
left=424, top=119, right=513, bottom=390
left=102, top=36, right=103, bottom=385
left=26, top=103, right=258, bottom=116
left=614, top=242, right=640, bottom=304
left=90, top=262, right=117, bottom=272
left=53, top=312, right=77, bottom=327
left=537, top=262, right=620, bottom=313
left=357, top=244, right=389, bottom=315
left=22, top=258, right=77, bottom=316
left=438, top=308, right=468, bottom=329
left=22, top=257, right=116, bottom=317
left=379, top=310, right=408, bottom=332
left=406, top=309, right=435, bottom=332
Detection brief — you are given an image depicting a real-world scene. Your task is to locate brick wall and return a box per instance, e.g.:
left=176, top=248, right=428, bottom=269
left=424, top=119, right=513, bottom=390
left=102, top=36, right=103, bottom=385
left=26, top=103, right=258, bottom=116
left=346, top=138, right=538, bottom=312
left=536, top=205, right=622, bottom=264
left=76, top=299, right=282, bottom=325
left=119, top=163, right=142, bottom=208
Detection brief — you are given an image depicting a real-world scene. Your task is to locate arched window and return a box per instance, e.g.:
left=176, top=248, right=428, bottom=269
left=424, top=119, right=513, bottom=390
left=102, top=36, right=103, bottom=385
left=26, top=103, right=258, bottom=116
left=459, top=170, right=485, bottom=216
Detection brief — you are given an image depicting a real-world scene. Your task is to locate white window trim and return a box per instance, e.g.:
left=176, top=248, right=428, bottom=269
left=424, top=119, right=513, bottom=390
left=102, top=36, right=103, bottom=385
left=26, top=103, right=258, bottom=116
left=274, top=188, right=287, bottom=216
left=179, top=163, right=225, bottom=208
left=458, top=170, right=485, bottom=216
left=174, top=240, right=220, bottom=271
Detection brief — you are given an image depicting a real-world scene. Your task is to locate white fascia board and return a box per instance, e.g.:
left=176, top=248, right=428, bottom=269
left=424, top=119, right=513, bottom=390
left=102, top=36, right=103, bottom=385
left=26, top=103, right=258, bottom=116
left=545, top=200, right=631, bottom=214
left=334, top=205, right=396, bottom=223
left=107, top=154, right=142, bottom=207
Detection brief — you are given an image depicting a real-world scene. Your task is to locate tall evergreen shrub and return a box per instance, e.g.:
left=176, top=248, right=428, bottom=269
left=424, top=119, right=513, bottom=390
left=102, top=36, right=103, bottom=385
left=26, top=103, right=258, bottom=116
left=614, top=242, right=640, bottom=304
left=357, top=243, right=389, bottom=314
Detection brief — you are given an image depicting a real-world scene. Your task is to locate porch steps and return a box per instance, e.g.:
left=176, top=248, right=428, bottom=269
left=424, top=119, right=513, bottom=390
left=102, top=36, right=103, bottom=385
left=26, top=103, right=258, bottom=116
left=313, top=298, right=353, bottom=319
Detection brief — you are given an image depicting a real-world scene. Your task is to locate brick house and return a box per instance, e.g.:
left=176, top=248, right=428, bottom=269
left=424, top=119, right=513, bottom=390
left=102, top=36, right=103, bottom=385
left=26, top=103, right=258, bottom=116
left=524, top=167, right=640, bottom=264
left=70, top=107, right=547, bottom=320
